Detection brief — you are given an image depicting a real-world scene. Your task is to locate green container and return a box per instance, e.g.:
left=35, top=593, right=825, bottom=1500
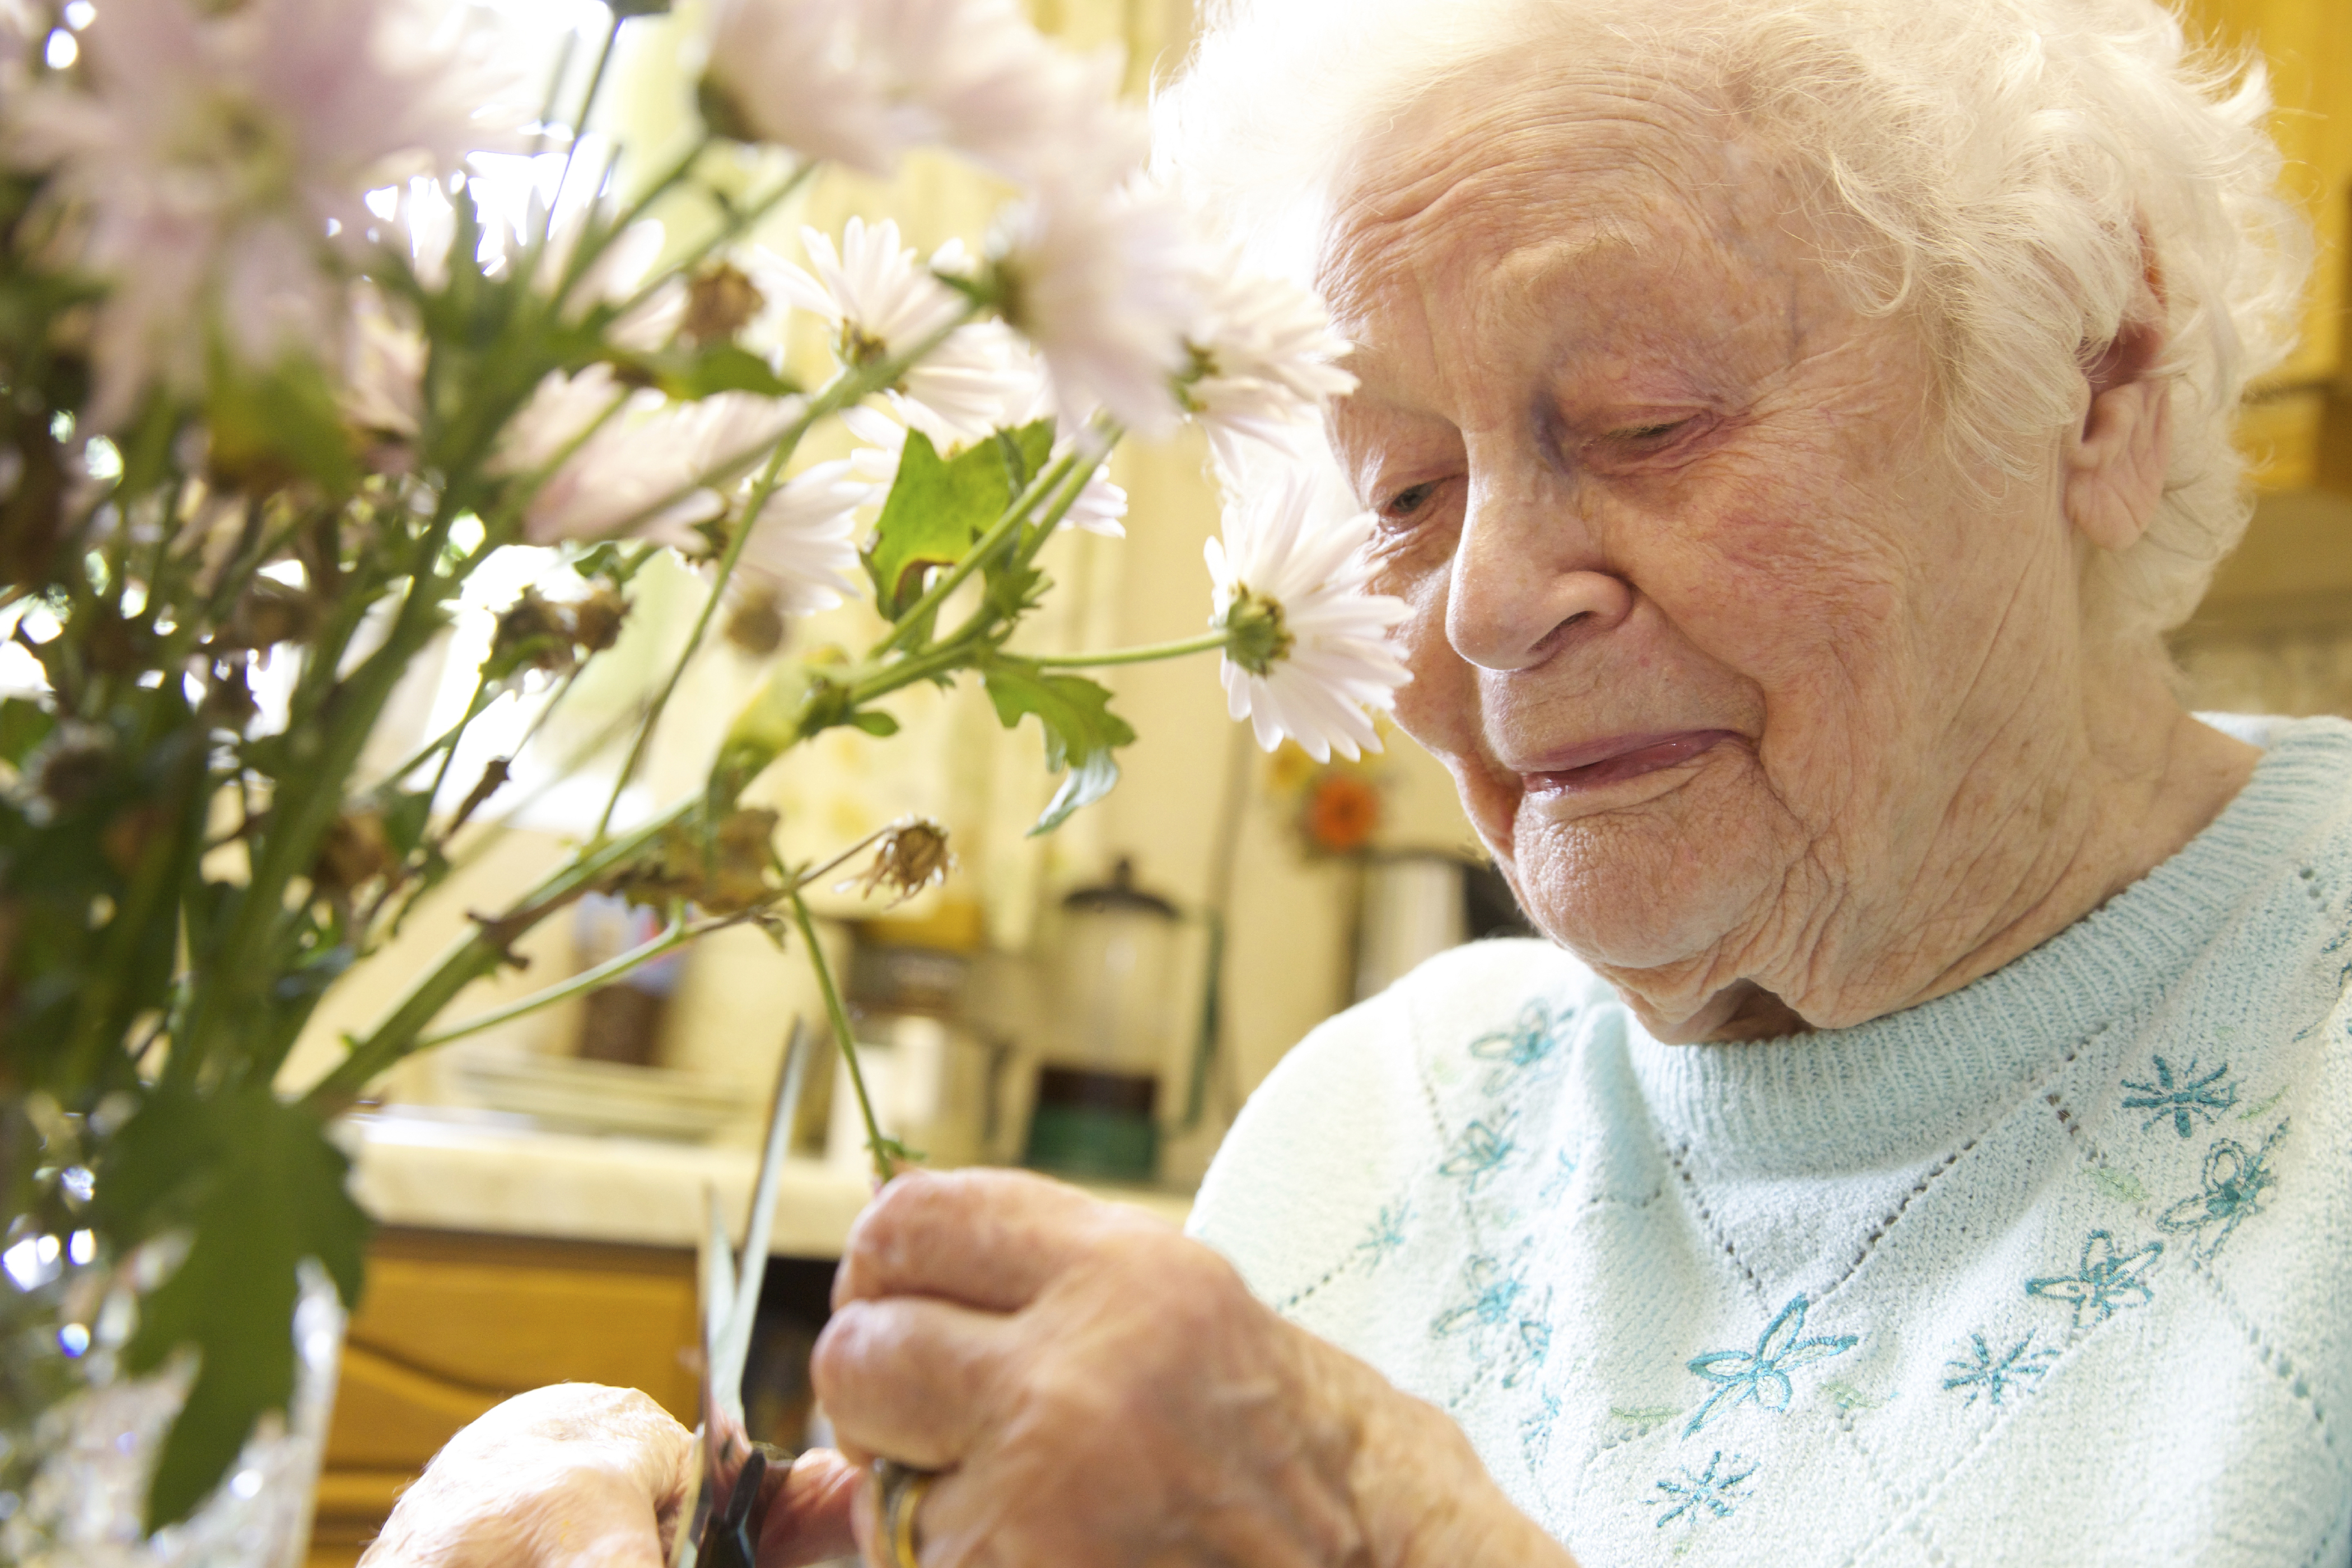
left=1023, top=1066, right=1159, bottom=1182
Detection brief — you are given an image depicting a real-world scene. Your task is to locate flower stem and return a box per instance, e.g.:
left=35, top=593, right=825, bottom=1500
left=376, top=682, right=486, bottom=794
left=793, top=825, right=895, bottom=891
left=548, top=9, right=624, bottom=223
left=299, top=797, right=693, bottom=1112
left=409, top=908, right=690, bottom=1051
left=556, top=134, right=715, bottom=310
left=1019, top=630, right=1232, bottom=669
left=788, top=888, right=895, bottom=1184
left=606, top=160, right=819, bottom=326
left=589, top=312, right=978, bottom=841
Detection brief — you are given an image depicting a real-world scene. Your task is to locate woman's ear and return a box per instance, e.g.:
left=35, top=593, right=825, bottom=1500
left=2064, top=312, right=2171, bottom=554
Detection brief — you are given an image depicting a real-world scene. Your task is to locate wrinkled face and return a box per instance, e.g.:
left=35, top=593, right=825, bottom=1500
left=1322, top=55, right=2087, bottom=1037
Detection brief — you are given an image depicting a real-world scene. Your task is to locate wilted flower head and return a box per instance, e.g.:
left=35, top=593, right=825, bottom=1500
left=10, top=0, right=520, bottom=427
left=484, top=584, right=627, bottom=680
left=615, top=808, right=781, bottom=916
left=836, top=817, right=954, bottom=906
left=1207, top=470, right=1410, bottom=763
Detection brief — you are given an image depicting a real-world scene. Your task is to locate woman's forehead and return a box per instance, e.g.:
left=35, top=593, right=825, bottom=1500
left=1317, top=56, right=1751, bottom=307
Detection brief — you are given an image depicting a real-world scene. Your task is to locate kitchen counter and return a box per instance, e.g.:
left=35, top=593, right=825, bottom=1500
left=344, top=1108, right=1195, bottom=1256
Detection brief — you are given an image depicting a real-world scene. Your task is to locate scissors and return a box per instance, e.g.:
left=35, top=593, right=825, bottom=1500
left=667, top=1019, right=811, bottom=1568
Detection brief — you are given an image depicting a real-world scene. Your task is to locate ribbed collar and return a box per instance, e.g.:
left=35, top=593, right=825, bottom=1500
left=1625, top=716, right=2352, bottom=1176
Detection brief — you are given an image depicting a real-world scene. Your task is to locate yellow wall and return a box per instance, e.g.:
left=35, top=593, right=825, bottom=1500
left=2182, top=0, right=2352, bottom=489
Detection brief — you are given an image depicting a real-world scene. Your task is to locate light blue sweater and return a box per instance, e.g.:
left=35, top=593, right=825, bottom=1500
left=1191, top=715, right=2352, bottom=1565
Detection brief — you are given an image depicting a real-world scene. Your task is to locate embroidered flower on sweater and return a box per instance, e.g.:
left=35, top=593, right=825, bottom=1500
left=1357, top=1201, right=1411, bottom=1265
left=1520, top=1390, right=1562, bottom=1470
left=1683, top=1295, right=1859, bottom=1436
left=1438, top=1115, right=1518, bottom=1193
left=2158, top=1121, right=2287, bottom=1259
left=1942, top=1332, right=2057, bottom=1407
left=2025, top=1230, right=2163, bottom=1327
left=2121, top=1055, right=2237, bottom=1137
left=1431, top=1250, right=1546, bottom=1372
left=1469, top=997, right=1570, bottom=1094
left=1537, top=1149, right=1580, bottom=1206
left=1654, top=1451, right=1758, bottom=1528
left=1502, top=1289, right=1552, bottom=1388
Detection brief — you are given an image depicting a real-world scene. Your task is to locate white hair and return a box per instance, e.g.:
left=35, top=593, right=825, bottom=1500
left=1154, top=0, right=2313, bottom=642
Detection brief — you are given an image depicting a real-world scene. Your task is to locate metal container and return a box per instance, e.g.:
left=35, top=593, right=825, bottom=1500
left=1024, top=858, right=1183, bottom=1183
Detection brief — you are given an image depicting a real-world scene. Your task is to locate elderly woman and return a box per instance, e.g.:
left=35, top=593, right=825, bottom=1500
left=370, top=0, right=2345, bottom=1562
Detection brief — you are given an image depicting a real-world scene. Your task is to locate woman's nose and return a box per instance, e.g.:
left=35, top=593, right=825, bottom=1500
left=1444, top=480, right=1632, bottom=673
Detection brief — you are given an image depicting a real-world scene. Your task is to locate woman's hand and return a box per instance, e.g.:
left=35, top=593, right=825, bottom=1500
left=816, top=1169, right=1574, bottom=1567
left=358, top=1383, right=860, bottom=1567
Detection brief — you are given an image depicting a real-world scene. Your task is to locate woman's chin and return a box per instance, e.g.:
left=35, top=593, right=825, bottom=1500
left=1505, top=764, right=1795, bottom=976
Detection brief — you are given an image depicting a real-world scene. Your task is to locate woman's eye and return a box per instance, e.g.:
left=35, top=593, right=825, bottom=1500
left=1611, top=418, right=1690, bottom=446
left=1379, top=480, right=1441, bottom=520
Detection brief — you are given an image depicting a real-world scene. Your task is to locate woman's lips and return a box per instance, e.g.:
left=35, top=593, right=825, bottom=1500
left=1518, top=730, right=1740, bottom=796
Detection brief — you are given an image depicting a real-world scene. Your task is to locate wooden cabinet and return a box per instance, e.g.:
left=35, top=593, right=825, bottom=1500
left=307, top=1229, right=703, bottom=1567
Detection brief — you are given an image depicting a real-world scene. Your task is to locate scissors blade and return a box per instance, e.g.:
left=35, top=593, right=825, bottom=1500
left=715, top=1018, right=809, bottom=1408
left=670, top=1020, right=812, bottom=1568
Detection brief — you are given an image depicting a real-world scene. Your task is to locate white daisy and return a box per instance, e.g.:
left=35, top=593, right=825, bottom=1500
left=341, top=283, right=426, bottom=447
left=536, top=216, right=682, bottom=351
left=502, top=377, right=800, bottom=547
left=733, top=459, right=867, bottom=614
left=1180, top=253, right=1357, bottom=470
left=1206, top=470, right=1410, bottom=763
left=863, top=0, right=1135, bottom=188
left=10, top=0, right=517, bottom=427
left=993, top=165, right=1197, bottom=437
left=778, top=219, right=1018, bottom=442
left=698, top=0, right=931, bottom=176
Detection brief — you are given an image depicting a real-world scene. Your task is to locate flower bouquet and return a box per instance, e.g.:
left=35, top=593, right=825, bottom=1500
left=0, top=0, right=1408, bottom=1550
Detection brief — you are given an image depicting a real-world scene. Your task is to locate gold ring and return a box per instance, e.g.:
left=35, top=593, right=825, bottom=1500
left=875, top=1460, right=936, bottom=1568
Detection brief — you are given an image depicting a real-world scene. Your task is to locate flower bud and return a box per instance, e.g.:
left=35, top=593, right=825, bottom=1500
left=683, top=262, right=766, bottom=346
left=312, top=809, right=394, bottom=895
left=490, top=587, right=578, bottom=677
left=1212, top=584, right=1291, bottom=677
left=723, top=585, right=788, bottom=658
left=26, top=722, right=111, bottom=814
left=570, top=587, right=629, bottom=656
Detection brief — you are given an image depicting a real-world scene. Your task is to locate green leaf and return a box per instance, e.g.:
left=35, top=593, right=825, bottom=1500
left=571, top=540, right=657, bottom=589
left=862, top=420, right=1054, bottom=623
left=634, top=343, right=801, bottom=403
left=203, top=351, right=360, bottom=498
left=378, top=788, right=435, bottom=860
left=0, top=696, right=52, bottom=766
left=995, top=421, right=1055, bottom=495
left=848, top=710, right=901, bottom=738
left=980, top=661, right=1136, bottom=835
left=864, top=431, right=995, bottom=619
left=95, top=1090, right=372, bottom=1531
